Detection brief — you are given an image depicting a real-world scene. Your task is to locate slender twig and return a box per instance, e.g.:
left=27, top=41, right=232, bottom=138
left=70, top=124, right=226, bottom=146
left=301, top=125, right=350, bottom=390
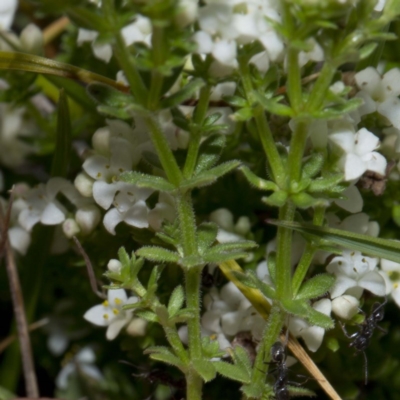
left=0, top=190, right=39, bottom=398
left=0, top=318, right=49, bottom=354
left=72, top=236, right=106, bottom=299
left=43, top=17, right=70, bottom=45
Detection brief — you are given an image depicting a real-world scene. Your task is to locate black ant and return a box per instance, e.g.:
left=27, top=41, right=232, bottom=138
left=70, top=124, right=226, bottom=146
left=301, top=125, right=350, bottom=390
left=270, top=341, right=290, bottom=400
left=120, top=361, right=185, bottom=396
left=340, top=298, right=387, bottom=384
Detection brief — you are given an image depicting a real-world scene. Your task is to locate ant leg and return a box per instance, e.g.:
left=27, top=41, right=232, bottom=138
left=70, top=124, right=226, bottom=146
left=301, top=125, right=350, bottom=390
left=339, top=321, right=357, bottom=339
left=376, top=325, right=387, bottom=334
left=363, top=351, right=368, bottom=385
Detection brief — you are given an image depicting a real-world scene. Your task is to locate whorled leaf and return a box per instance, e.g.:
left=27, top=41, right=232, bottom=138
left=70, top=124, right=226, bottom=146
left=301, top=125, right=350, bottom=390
left=268, top=219, right=400, bottom=264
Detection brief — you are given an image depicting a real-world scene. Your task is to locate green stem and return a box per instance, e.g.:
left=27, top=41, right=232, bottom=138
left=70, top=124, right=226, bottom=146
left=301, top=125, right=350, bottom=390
left=275, top=203, right=295, bottom=299
left=251, top=305, right=284, bottom=389
left=148, top=25, right=166, bottom=109
left=175, top=192, right=198, bottom=256
left=287, top=119, right=309, bottom=184
left=186, top=369, right=203, bottom=400
left=145, top=114, right=182, bottom=186
left=183, top=85, right=211, bottom=178
left=306, top=62, right=336, bottom=112
left=185, top=266, right=203, bottom=360
left=113, top=33, right=148, bottom=104
left=292, top=206, right=326, bottom=296
left=286, top=47, right=302, bottom=113
left=238, top=58, right=286, bottom=188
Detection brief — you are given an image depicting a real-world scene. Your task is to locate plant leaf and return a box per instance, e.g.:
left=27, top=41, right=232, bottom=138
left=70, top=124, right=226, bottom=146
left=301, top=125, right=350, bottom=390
left=0, top=51, right=127, bottom=92
left=213, top=361, right=251, bottom=384
left=168, top=285, right=185, bottom=317
left=136, top=246, right=180, bottom=263
left=295, top=274, right=335, bottom=300
left=119, top=171, right=175, bottom=192
left=192, top=359, right=216, bottom=382
left=268, top=219, right=400, bottom=264
left=160, top=78, right=204, bottom=108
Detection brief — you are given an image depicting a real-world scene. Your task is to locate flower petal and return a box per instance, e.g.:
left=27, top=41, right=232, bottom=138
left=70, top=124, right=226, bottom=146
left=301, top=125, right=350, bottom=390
left=106, top=317, right=129, bottom=340
left=358, top=271, right=386, bottom=296
left=84, top=304, right=110, bottom=327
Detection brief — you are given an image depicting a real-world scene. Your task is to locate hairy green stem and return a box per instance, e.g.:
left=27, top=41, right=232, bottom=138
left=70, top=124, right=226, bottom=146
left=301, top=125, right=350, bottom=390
left=251, top=306, right=284, bottom=389
left=113, top=33, right=148, bottom=104
left=186, top=369, right=203, bottom=400
left=286, top=47, right=302, bottom=113
left=275, top=203, right=295, bottom=299
left=238, top=58, right=286, bottom=187
left=306, top=62, right=336, bottom=112
left=145, top=114, right=182, bottom=186
left=292, top=206, right=326, bottom=296
left=287, top=119, right=309, bottom=183
left=183, top=85, right=211, bottom=178
left=175, top=192, right=198, bottom=256
left=148, top=25, right=166, bottom=109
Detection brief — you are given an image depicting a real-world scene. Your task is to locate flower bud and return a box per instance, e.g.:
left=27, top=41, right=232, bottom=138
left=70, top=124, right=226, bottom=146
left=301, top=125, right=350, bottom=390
left=92, top=127, right=110, bottom=155
left=126, top=318, right=147, bottom=336
left=332, top=295, right=360, bottom=320
left=75, top=205, right=101, bottom=235
left=20, top=24, right=43, bottom=55
left=107, top=259, right=122, bottom=273
left=74, top=173, right=94, bottom=197
left=210, top=208, right=234, bottom=230
left=62, top=218, right=81, bottom=238
left=235, top=216, right=251, bottom=235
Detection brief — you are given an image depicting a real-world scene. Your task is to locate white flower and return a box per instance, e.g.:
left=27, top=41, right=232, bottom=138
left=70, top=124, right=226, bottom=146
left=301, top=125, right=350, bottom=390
left=334, top=185, right=363, bottom=214
left=380, top=259, right=400, bottom=307
left=18, top=178, right=71, bottom=231
left=77, top=15, right=152, bottom=62
left=327, top=250, right=385, bottom=298
left=289, top=299, right=331, bottom=352
left=56, top=347, right=102, bottom=389
left=0, top=0, right=17, bottom=30
left=355, top=67, right=400, bottom=129
left=329, top=126, right=386, bottom=181
left=0, top=104, right=36, bottom=168
left=84, top=289, right=138, bottom=340
left=148, top=192, right=176, bottom=231
left=326, top=213, right=379, bottom=237
left=75, top=205, right=101, bottom=235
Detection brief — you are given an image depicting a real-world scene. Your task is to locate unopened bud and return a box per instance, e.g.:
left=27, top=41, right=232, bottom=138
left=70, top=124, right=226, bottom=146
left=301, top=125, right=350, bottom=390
left=92, top=127, right=110, bottom=155
left=74, top=173, right=94, bottom=197
left=62, top=218, right=80, bottom=238
left=75, top=205, right=101, bottom=235
left=107, top=259, right=122, bottom=273
left=20, top=24, right=43, bottom=55
left=332, top=295, right=359, bottom=320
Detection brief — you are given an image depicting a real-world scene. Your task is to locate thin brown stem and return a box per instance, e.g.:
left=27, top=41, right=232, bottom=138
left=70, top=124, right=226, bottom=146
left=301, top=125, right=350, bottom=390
left=0, top=193, right=39, bottom=398
left=72, top=236, right=105, bottom=299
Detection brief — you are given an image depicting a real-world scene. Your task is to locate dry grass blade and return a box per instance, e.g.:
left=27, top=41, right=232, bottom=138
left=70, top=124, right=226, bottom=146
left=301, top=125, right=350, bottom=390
left=43, top=17, right=70, bottom=45
left=0, top=189, right=39, bottom=398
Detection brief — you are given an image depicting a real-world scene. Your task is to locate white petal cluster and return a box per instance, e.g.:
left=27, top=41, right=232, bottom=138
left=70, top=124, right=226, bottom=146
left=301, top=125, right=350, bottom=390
left=77, top=15, right=152, bottom=63
left=327, top=250, right=386, bottom=298
left=194, top=1, right=284, bottom=73
left=0, top=0, right=17, bottom=30
left=209, top=208, right=251, bottom=243
left=329, top=124, right=386, bottom=181
left=355, top=67, right=400, bottom=130
left=55, top=347, right=102, bottom=389
left=84, top=289, right=138, bottom=340
left=186, top=282, right=265, bottom=350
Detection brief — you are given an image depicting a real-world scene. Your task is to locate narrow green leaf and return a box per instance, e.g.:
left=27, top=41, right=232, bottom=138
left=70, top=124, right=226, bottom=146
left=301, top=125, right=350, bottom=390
left=51, top=89, right=71, bottom=177
left=160, top=78, right=204, bottom=108
left=231, top=271, right=258, bottom=289
left=213, top=361, right=251, bottom=384
left=154, top=305, right=169, bottom=325
left=239, top=165, right=279, bottom=191
left=308, top=174, right=344, bottom=193
left=87, top=83, right=133, bottom=107
left=204, top=251, right=249, bottom=264
left=302, top=152, right=325, bottom=179
left=149, top=353, right=186, bottom=372
left=254, top=92, right=294, bottom=116
left=197, top=222, right=218, bottom=253
left=195, top=135, right=226, bottom=174
left=262, top=191, right=288, bottom=207
left=181, top=160, right=241, bottom=191
left=135, top=310, right=159, bottom=322
left=136, top=246, right=180, bottom=263
left=119, top=171, right=175, bottom=192
left=295, top=274, right=335, bottom=300
left=267, top=219, right=400, bottom=264
left=207, top=240, right=257, bottom=254
left=168, top=285, right=185, bottom=317
left=231, top=346, right=252, bottom=377
left=169, top=308, right=196, bottom=323
left=192, top=360, right=216, bottom=382
left=0, top=51, right=127, bottom=92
